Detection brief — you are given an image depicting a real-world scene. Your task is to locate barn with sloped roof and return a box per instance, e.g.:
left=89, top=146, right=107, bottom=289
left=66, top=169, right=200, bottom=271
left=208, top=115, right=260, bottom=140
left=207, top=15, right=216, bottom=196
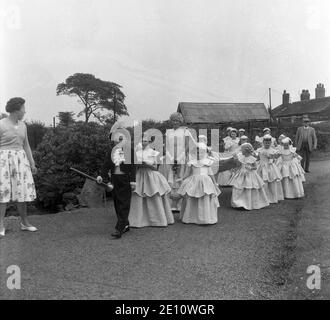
left=177, top=102, right=270, bottom=129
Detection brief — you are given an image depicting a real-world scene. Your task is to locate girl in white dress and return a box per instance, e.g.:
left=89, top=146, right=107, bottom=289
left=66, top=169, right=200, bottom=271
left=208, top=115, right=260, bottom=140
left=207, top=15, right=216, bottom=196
left=236, top=135, right=249, bottom=154
left=177, top=143, right=221, bottom=225
left=223, top=127, right=233, bottom=144
left=277, top=134, right=286, bottom=148
left=275, top=134, right=286, bottom=166
left=162, top=112, right=198, bottom=212
left=238, top=128, right=246, bottom=138
left=129, top=136, right=174, bottom=227
left=255, top=134, right=263, bottom=149
left=256, top=135, right=284, bottom=204
left=217, top=128, right=240, bottom=186
left=262, top=128, right=278, bottom=148
left=277, top=137, right=305, bottom=199
left=229, top=143, right=270, bottom=210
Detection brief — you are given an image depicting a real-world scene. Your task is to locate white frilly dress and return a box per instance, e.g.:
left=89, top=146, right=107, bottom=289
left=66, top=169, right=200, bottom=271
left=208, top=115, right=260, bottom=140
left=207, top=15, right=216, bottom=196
left=217, top=138, right=239, bottom=186
left=159, top=126, right=194, bottom=211
left=178, top=158, right=221, bottom=224
left=129, top=147, right=174, bottom=227
left=275, top=145, right=283, bottom=166
left=256, top=147, right=284, bottom=204
left=229, top=154, right=270, bottom=210
left=277, top=148, right=305, bottom=199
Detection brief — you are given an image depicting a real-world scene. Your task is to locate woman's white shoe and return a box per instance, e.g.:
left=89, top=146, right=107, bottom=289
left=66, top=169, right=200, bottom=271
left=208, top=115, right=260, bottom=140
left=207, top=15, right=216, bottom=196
left=0, top=228, right=5, bottom=237
left=20, top=223, right=38, bottom=232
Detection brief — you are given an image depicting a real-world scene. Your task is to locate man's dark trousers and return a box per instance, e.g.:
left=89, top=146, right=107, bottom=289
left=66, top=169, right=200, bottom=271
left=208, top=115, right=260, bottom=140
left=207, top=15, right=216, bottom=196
left=112, top=174, right=131, bottom=232
left=299, top=141, right=311, bottom=172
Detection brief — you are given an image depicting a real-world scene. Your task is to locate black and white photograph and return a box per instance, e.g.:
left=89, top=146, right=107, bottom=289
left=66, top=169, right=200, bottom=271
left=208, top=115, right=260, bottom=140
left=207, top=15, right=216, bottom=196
left=0, top=0, right=330, bottom=305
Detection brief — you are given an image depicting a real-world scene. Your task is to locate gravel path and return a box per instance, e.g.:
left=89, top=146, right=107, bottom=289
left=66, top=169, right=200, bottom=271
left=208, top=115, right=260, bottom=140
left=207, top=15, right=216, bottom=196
left=283, top=159, right=330, bottom=299
left=0, top=160, right=329, bottom=300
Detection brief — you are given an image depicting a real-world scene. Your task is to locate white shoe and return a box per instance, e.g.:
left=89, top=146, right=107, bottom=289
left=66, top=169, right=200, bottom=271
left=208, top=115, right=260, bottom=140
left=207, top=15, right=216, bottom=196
left=0, top=228, right=5, bottom=237
left=20, top=223, right=38, bottom=232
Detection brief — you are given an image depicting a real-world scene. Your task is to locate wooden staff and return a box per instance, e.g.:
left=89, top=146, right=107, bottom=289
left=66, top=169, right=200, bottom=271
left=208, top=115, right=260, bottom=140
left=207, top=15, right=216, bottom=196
left=70, top=167, right=110, bottom=189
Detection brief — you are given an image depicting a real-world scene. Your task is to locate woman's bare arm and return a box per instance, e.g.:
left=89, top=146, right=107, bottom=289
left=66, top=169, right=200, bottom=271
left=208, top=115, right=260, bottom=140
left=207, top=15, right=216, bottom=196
left=178, top=166, right=192, bottom=181
left=23, top=125, right=35, bottom=168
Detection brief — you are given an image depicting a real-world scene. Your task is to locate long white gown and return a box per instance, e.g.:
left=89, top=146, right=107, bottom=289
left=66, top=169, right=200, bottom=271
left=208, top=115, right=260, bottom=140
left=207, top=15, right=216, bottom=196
left=277, top=148, right=305, bottom=199
left=178, top=158, right=221, bottom=224
left=129, top=147, right=174, bottom=227
left=229, top=154, right=270, bottom=210
left=217, top=137, right=239, bottom=186
left=159, top=126, right=196, bottom=210
left=256, top=147, right=284, bottom=204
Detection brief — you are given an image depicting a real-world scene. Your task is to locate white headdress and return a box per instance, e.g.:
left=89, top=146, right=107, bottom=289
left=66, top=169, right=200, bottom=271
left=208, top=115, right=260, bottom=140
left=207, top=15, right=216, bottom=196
left=263, top=134, right=272, bottom=141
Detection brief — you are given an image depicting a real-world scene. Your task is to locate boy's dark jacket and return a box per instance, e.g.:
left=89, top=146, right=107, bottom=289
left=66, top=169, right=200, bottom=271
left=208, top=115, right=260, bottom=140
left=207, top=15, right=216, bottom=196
left=100, top=145, right=136, bottom=184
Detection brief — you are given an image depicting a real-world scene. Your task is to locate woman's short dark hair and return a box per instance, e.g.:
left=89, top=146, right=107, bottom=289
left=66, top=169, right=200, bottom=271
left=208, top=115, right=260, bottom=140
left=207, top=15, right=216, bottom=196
left=5, top=97, right=25, bottom=113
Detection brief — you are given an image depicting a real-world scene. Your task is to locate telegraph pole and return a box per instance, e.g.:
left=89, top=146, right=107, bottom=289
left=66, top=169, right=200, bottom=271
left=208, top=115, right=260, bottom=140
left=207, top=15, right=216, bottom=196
left=268, top=88, right=272, bottom=124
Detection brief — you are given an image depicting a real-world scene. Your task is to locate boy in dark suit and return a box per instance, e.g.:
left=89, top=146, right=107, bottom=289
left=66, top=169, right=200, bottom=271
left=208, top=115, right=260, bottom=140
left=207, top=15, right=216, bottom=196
left=97, top=132, right=136, bottom=239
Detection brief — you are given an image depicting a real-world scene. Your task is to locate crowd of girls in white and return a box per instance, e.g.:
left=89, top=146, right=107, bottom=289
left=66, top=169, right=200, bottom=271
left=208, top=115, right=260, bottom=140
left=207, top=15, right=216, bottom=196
left=129, top=125, right=306, bottom=228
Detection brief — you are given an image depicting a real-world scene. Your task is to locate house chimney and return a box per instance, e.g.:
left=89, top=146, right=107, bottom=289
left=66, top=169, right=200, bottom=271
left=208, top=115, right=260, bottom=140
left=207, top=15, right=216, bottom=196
left=282, top=90, right=290, bottom=106
left=300, top=89, right=310, bottom=101
left=315, top=83, right=325, bottom=99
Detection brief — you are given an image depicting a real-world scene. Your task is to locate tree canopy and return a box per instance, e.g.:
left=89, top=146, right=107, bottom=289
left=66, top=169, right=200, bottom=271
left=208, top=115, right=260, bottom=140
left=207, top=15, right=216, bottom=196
left=57, top=111, right=75, bottom=127
left=56, top=73, right=128, bottom=124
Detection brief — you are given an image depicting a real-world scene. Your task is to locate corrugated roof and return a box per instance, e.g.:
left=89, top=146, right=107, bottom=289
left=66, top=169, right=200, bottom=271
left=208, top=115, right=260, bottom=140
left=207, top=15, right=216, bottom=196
left=272, top=97, right=330, bottom=117
left=177, top=102, right=269, bottom=124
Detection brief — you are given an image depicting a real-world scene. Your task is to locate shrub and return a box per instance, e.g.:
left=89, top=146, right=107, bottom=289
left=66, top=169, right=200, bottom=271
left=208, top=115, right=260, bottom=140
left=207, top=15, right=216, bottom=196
left=26, top=120, right=49, bottom=150
left=33, top=122, right=111, bottom=211
left=315, top=132, right=330, bottom=151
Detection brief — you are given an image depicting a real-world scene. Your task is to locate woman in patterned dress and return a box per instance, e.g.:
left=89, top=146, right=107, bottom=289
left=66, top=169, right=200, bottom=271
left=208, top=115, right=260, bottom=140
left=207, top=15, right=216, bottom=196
left=0, top=98, right=38, bottom=237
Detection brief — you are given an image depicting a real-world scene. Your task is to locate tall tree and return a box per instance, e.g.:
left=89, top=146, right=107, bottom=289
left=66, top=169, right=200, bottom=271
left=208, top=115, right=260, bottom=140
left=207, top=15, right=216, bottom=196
left=57, top=111, right=75, bottom=127
left=56, top=73, right=102, bottom=123
left=92, top=112, right=115, bottom=126
left=56, top=73, right=128, bottom=123
left=98, top=81, right=129, bottom=123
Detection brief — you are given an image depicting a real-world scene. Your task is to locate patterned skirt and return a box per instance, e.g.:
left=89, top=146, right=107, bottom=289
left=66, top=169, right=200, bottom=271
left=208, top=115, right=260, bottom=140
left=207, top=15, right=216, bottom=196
left=0, top=149, right=36, bottom=203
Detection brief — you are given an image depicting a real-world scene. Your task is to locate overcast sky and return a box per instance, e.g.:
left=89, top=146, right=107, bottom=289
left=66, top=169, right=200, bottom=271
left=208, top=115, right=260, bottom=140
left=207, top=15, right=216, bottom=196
left=1, top=0, right=330, bottom=125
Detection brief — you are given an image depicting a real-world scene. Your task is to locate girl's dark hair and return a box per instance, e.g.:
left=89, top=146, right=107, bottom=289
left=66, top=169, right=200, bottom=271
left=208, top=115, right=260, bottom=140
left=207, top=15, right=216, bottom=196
left=5, top=97, right=25, bottom=113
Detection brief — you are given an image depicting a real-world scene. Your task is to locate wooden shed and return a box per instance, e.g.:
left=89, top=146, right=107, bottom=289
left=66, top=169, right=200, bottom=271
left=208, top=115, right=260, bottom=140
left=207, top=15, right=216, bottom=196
left=177, top=102, right=270, bottom=129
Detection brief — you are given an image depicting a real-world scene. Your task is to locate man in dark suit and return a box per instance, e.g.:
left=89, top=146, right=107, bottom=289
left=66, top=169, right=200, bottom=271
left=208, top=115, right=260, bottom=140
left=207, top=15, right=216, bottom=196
left=295, top=116, right=317, bottom=173
left=97, top=132, right=136, bottom=239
